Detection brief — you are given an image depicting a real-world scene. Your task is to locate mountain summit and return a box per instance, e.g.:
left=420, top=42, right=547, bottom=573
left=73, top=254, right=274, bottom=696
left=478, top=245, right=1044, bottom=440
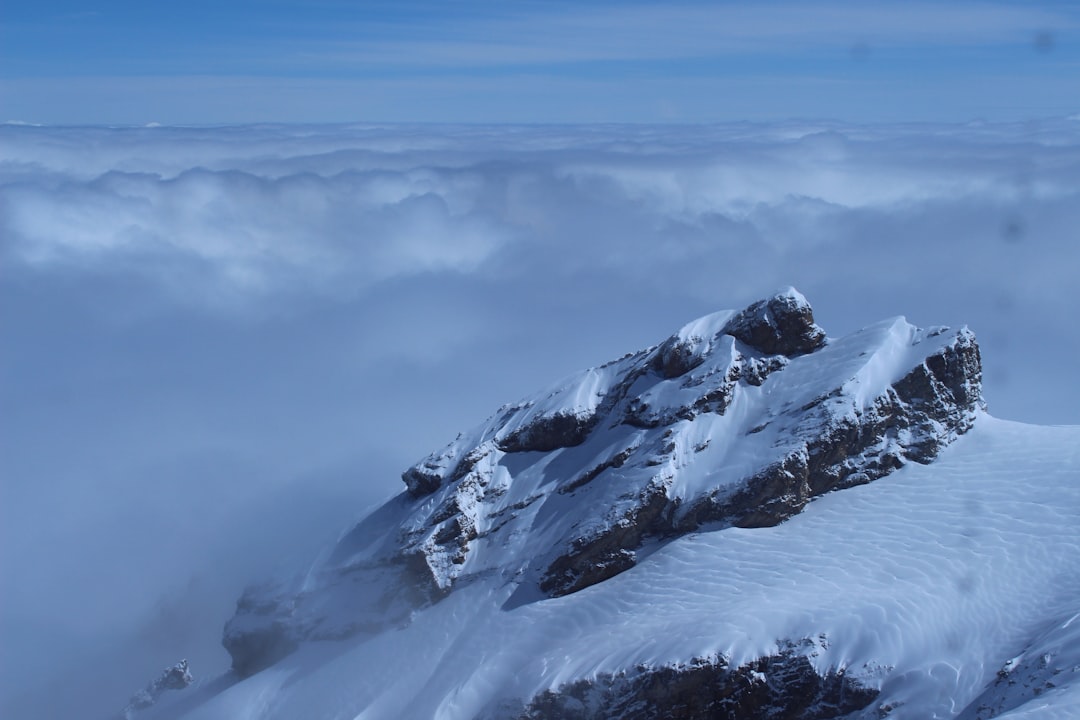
left=158, top=290, right=1079, bottom=720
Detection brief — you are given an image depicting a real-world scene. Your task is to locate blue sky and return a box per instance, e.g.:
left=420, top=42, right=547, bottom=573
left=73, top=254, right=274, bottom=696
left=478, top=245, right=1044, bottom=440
left=2, top=0, right=1078, bottom=124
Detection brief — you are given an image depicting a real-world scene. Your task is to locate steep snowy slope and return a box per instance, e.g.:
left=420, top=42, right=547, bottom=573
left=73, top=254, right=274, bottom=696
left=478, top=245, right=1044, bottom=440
left=144, top=291, right=1079, bottom=720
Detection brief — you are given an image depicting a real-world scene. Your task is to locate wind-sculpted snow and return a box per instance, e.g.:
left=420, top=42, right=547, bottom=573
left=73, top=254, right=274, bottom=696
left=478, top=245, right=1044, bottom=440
left=221, top=289, right=986, bottom=693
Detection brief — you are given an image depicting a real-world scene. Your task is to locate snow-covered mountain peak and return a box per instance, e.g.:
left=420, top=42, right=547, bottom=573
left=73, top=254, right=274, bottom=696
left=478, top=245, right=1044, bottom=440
left=137, top=289, right=1080, bottom=720
left=222, top=290, right=984, bottom=684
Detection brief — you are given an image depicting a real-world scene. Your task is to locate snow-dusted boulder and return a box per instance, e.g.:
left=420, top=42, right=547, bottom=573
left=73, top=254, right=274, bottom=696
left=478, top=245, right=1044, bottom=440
left=121, top=660, right=193, bottom=719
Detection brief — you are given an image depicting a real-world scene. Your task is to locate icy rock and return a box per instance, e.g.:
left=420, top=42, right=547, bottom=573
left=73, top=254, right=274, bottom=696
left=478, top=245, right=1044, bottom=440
left=120, top=659, right=193, bottom=719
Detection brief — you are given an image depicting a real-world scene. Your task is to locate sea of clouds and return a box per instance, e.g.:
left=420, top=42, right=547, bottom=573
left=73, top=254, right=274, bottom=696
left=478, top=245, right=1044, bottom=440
left=2, top=119, right=1079, bottom=717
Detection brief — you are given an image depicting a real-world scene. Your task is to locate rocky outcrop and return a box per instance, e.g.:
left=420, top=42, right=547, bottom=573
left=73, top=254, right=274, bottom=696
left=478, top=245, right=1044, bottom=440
left=497, top=410, right=598, bottom=453
left=121, top=659, right=193, bottom=719
left=489, top=642, right=877, bottom=720
left=724, top=291, right=828, bottom=357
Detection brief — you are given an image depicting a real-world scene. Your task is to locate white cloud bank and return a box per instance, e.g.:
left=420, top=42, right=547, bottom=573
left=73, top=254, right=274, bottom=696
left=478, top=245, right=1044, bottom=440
left=2, top=118, right=1079, bottom=717
left=4, top=120, right=1077, bottom=304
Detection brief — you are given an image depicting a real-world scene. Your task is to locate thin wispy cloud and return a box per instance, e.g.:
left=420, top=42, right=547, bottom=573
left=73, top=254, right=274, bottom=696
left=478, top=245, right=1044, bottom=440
left=301, top=2, right=1076, bottom=69
left=3, top=1, right=1077, bottom=123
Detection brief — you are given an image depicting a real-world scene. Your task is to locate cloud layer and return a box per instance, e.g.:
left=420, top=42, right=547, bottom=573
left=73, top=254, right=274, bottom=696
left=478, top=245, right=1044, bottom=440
left=2, top=118, right=1080, bottom=716
left=6, top=120, right=1078, bottom=305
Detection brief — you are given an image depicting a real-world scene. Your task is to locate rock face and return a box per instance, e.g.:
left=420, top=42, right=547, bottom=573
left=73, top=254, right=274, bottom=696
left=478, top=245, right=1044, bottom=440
left=494, top=643, right=877, bottom=720
left=222, top=288, right=984, bottom=690
left=723, top=291, right=827, bottom=358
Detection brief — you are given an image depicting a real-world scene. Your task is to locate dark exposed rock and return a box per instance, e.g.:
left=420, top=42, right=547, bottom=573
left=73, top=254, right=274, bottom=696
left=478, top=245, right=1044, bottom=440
left=891, top=328, right=982, bottom=460
left=724, top=290, right=827, bottom=357
left=498, top=410, right=599, bottom=453
left=121, top=659, right=194, bottom=719
left=541, top=482, right=670, bottom=596
left=655, top=335, right=709, bottom=379
left=432, top=512, right=478, bottom=564
left=402, top=463, right=444, bottom=497
left=403, top=443, right=495, bottom=497
left=495, top=645, right=877, bottom=720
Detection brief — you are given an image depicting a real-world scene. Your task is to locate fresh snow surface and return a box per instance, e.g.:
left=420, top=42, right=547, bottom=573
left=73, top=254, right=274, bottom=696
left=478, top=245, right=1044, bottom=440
left=148, top=415, right=1080, bottom=720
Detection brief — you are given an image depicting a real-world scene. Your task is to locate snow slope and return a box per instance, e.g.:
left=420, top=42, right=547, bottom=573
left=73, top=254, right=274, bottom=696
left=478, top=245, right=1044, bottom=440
left=143, top=293, right=1078, bottom=720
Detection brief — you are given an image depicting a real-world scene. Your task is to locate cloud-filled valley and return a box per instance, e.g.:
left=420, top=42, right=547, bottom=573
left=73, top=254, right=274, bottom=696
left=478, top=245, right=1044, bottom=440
left=2, top=118, right=1079, bottom=717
